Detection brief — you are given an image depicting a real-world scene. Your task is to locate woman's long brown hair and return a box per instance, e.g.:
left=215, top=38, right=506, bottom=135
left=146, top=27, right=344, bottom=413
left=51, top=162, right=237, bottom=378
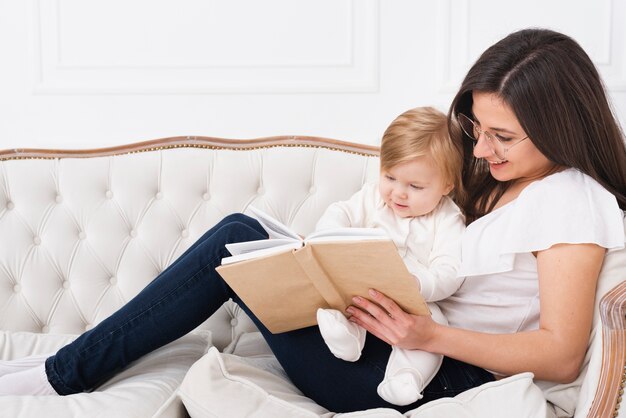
left=448, top=28, right=626, bottom=223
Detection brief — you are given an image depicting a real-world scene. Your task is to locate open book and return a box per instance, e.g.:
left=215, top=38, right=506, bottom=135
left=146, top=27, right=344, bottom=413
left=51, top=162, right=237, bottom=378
left=216, top=207, right=430, bottom=333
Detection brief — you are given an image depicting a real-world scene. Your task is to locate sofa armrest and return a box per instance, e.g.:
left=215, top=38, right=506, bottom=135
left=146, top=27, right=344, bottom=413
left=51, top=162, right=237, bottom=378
left=588, top=280, right=626, bottom=418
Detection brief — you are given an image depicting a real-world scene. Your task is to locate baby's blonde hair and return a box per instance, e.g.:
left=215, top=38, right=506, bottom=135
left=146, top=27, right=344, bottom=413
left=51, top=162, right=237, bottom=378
left=381, top=107, right=463, bottom=197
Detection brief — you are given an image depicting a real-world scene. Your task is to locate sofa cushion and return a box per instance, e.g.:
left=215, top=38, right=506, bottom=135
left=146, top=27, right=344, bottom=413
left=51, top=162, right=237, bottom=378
left=406, top=374, right=548, bottom=418
left=0, top=330, right=77, bottom=359
left=0, top=330, right=210, bottom=418
left=179, top=332, right=550, bottom=418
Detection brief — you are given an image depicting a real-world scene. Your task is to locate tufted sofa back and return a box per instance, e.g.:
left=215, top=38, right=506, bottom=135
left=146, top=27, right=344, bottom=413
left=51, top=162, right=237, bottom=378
left=0, top=137, right=380, bottom=348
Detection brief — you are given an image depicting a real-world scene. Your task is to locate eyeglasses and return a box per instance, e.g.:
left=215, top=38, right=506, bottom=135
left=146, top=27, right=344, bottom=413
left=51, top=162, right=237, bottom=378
left=457, top=113, right=528, bottom=160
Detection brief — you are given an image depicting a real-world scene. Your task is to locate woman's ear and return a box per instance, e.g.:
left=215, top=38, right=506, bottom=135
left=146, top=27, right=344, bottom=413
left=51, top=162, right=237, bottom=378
left=443, top=182, right=454, bottom=196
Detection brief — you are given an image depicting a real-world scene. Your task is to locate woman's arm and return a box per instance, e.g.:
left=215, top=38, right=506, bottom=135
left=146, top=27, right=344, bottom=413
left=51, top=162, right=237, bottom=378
left=347, top=242, right=605, bottom=383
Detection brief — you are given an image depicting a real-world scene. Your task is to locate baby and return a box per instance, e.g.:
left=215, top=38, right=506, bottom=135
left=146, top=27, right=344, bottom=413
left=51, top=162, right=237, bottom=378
left=315, top=107, right=465, bottom=406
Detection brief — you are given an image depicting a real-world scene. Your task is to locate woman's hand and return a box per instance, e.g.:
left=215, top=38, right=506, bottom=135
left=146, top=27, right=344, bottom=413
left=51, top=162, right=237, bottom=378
left=346, top=288, right=438, bottom=351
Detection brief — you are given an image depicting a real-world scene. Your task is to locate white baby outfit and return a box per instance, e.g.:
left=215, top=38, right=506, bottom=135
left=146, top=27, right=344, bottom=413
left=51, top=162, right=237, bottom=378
left=315, top=182, right=466, bottom=405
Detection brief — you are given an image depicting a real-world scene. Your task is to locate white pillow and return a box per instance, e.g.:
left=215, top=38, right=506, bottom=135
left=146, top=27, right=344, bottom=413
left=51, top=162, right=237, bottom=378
left=180, top=346, right=335, bottom=418
left=0, top=330, right=211, bottom=418
left=0, top=330, right=77, bottom=359
left=180, top=332, right=549, bottom=418
left=407, top=373, right=548, bottom=418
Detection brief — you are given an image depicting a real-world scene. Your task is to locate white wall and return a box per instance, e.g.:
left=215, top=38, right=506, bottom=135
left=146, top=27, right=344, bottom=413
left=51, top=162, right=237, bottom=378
left=0, top=0, right=624, bottom=150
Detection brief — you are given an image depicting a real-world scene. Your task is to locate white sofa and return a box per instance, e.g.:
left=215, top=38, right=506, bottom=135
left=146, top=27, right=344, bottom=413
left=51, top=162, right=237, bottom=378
left=0, top=136, right=624, bottom=418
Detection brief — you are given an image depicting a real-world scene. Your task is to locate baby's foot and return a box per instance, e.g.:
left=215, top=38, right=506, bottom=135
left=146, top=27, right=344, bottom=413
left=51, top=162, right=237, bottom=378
left=316, top=308, right=366, bottom=362
left=377, top=369, right=424, bottom=406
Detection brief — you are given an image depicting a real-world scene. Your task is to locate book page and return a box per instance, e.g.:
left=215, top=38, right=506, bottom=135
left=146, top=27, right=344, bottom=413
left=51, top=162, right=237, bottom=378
left=221, top=240, right=303, bottom=265
left=225, top=207, right=389, bottom=264
left=306, top=227, right=388, bottom=243
left=247, top=206, right=301, bottom=241
left=249, top=206, right=387, bottom=243
left=221, top=207, right=305, bottom=265
left=225, top=238, right=303, bottom=257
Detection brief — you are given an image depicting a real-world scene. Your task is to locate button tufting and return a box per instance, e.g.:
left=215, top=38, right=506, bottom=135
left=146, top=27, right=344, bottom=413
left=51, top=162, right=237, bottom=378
left=129, top=229, right=137, bottom=238
left=155, top=192, right=163, bottom=200
left=309, top=186, right=317, bottom=194
left=105, top=190, right=113, bottom=199
left=6, top=201, right=14, bottom=210
left=181, top=229, right=189, bottom=238
left=55, top=194, right=63, bottom=204
left=62, top=280, right=70, bottom=289
left=257, top=186, right=265, bottom=195
left=230, top=318, right=239, bottom=327
left=33, top=236, right=42, bottom=245
left=202, top=192, right=210, bottom=201
left=78, top=231, right=86, bottom=240
left=85, top=324, right=92, bottom=331
left=13, top=284, right=21, bottom=293
left=41, top=325, right=49, bottom=333
left=109, top=276, right=117, bottom=285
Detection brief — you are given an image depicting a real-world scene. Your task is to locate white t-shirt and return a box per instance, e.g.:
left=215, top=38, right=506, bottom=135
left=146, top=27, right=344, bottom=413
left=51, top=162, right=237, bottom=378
left=438, top=168, right=625, bottom=334
left=315, top=182, right=466, bottom=302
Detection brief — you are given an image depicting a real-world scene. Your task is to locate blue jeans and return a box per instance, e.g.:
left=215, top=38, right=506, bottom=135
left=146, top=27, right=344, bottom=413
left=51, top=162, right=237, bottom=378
left=45, top=213, right=494, bottom=413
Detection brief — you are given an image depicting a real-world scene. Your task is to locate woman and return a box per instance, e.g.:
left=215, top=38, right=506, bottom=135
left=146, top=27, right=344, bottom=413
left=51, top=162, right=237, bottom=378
left=1, top=28, right=625, bottom=414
